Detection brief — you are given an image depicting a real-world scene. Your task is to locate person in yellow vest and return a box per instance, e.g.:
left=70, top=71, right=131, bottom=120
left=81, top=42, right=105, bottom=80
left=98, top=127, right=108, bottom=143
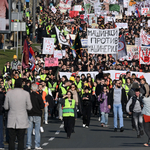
left=60, top=91, right=76, bottom=139
left=5, top=78, right=12, bottom=92
left=3, top=62, right=12, bottom=75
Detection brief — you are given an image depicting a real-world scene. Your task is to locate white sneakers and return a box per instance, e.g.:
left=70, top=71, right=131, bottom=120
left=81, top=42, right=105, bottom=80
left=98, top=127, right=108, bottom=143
left=33, top=129, right=35, bottom=135
left=45, top=121, right=48, bottom=124
left=35, top=147, right=43, bottom=150
left=98, top=117, right=101, bottom=121
left=86, top=126, right=89, bottom=128
left=83, top=124, right=86, bottom=127
left=40, top=127, right=44, bottom=133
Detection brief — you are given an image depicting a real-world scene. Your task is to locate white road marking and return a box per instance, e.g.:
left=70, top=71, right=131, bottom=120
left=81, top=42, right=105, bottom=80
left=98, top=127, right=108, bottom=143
left=49, top=137, right=55, bottom=141
left=55, top=130, right=60, bottom=135
left=60, top=124, right=64, bottom=128
left=42, top=143, right=48, bottom=146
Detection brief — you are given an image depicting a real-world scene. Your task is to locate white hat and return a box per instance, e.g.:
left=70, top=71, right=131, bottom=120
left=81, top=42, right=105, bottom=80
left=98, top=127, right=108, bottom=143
left=36, top=76, right=41, bottom=79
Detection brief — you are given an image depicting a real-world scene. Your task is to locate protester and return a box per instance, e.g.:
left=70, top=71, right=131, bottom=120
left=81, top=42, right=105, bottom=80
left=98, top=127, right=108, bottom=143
left=126, top=88, right=144, bottom=138
left=4, top=78, right=32, bottom=150
left=26, top=83, right=44, bottom=150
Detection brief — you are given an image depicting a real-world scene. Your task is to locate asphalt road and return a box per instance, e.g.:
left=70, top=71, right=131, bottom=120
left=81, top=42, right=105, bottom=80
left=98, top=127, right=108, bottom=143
left=4, top=115, right=148, bottom=150
left=37, top=115, right=147, bottom=150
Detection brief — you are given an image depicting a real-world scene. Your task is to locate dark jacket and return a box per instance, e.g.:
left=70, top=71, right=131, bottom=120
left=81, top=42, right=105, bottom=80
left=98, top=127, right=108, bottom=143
left=46, top=95, right=54, bottom=108
left=108, top=87, right=127, bottom=110
left=82, top=93, right=92, bottom=106
left=0, top=91, right=5, bottom=115
left=28, top=91, right=44, bottom=116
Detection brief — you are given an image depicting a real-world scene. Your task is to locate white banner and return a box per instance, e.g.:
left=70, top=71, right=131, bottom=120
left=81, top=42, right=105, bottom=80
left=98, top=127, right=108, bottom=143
left=51, top=6, right=57, bottom=13
left=115, top=23, right=128, bottom=29
left=55, top=26, right=69, bottom=46
left=141, top=7, right=149, bottom=15
left=115, top=14, right=122, bottom=19
left=105, top=16, right=116, bottom=24
left=59, top=70, right=150, bottom=84
left=88, top=28, right=119, bottom=54
left=42, top=38, right=54, bottom=54
left=73, top=5, right=82, bottom=11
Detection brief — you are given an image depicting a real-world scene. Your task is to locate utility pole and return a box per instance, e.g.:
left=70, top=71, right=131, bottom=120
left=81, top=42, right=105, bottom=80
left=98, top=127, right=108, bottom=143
left=33, top=0, right=36, bottom=43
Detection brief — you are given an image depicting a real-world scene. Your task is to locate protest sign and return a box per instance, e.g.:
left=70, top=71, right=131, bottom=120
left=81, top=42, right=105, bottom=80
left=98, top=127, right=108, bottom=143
left=148, top=20, right=150, bottom=27
left=147, top=11, right=150, bottom=17
left=63, top=19, right=75, bottom=23
left=115, top=14, right=122, bottom=19
left=66, top=34, right=75, bottom=40
left=42, top=38, right=54, bottom=54
left=135, top=38, right=141, bottom=46
left=139, top=46, right=150, bottom=65
left=131, top=47, right=139, bottom=60
left=105, top=16, right=116, bottom=24
left=123, top=0, right=128, bottom=8
left=84, top=0, right=98, bottom=6
left=115, top=23, right=128, bottom=29
left=54, top=50, right=63, bottom=59
left=94, top=7, right=107, bottom=16
left=81, top=39, right=88, bottom=47
left=59, top=70, right=150, bottom=84
left=73, top=5, right=82, bottom=11
left=141, top=7, right=149, bottom=15
left=45, top=58, right=58, bottom=67
left=87, top=28, right=119, bottom=54
left=51, top=6, right=57, bottom=13
left=89, top=14, right=97, bottom=25
left=59, top=0, right=71, bottom=13
left=62, top=50, right=66, bottom=57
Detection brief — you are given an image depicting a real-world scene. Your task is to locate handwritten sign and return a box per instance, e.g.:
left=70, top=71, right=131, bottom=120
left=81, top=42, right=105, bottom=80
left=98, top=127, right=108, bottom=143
left=45, top=58, right=58, bottom=67
left=51, top=6, right=57, bottom=13
left=141, top=7, right=149, bottom=15
left=43, top=38, right=54, bottom=54
left=54, top=50, right=63, bottom=59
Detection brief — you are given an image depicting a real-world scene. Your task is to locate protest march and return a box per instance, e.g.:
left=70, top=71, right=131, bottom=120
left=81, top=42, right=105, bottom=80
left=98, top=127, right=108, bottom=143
left=0, top=0, right=150, bottom=149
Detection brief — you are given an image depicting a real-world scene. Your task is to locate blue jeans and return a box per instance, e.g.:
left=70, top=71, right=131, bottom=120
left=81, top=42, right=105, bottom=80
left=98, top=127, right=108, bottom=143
left=0, top=43, right=3, bottom=49
left=26, top=116, right=41, bottom=148
left=113, top=104, right=123, bottom=128
left=0, top=115, right=4, bottom=148
left=30, top=33, right=33, bottom=41
left=45, top=106, right=48, bottom=122
left=101, top=112, right=108, bottom=125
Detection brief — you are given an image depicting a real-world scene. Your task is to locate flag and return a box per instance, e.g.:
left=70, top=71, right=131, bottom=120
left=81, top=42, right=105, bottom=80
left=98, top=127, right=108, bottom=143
left=84, top=10, right=88, bottom=24
left=69, top=11, right=79, bottom=18
left=140, top=29, right=150, bottom=46
left=118, top=35, right=127, bottom=59
left=69, top=35, right=76, bottom=58
left=55, top=26, right=69, bottom=46
left=22, top=39, right=29, bottom=69
left=29, top=47, right=35, bottom=71
left=135, top=8, right=140, bottom=18
left=109, top=4, right=120, bottom=12
left=113, top=35, right=127, bottom=59
left=71, top=31, right=82, bottom=58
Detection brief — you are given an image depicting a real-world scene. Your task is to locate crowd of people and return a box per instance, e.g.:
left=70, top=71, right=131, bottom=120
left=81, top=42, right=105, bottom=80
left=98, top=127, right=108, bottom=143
left=0, top=0, right=150, bottom=149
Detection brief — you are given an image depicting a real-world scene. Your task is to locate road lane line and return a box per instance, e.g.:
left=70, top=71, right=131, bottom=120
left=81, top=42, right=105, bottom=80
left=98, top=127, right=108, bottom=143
left=49, top=137, right=55, bottom=141
left=42, top=143, right=48, bottom=146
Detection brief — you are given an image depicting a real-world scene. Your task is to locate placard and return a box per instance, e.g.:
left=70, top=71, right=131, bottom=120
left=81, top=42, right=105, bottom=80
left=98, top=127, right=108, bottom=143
left=115, top=23, right=128, bottom=29
left=51, top=6, right=57, bottom=13
left=73, top=5, right=82, bottom=11
left=141, top=7, right=149, bottom=15
left=94, top=7, right=107, bottom=16
left=43, top=38, right=54, bottom=54
left=148, top=20, right=150, bottom=27
left=105, top=16, right=116, bottom=24
left=88, top=28, right=119, bottom=54
left=135, top=37, right=141, bottom=46
left=123, top=0, right=128, bottom=8
left=89, top=14, right=97, bottom=25
left=54, top=51, right=63, bottom=59
left=45, top=58, right=58, bottom=67
left=81, top=39, right=88, bottom=47
left=63, top=19, right=75, bottom=23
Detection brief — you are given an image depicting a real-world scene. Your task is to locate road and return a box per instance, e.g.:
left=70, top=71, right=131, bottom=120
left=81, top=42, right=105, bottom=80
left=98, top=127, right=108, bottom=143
left=37, top=115, right=147, bottom=150
left=4, top=115, right=147, bottom=150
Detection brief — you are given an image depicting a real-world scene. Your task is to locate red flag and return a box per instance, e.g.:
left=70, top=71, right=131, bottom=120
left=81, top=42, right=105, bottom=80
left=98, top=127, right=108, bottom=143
left=22, top=39, right=29, bottom=69
left=69, top=11, right=79, bottom=18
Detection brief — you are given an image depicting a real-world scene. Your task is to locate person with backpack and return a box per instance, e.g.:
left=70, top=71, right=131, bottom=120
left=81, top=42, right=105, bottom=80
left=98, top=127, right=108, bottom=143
left=126, top=88, right=144, bottom=138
